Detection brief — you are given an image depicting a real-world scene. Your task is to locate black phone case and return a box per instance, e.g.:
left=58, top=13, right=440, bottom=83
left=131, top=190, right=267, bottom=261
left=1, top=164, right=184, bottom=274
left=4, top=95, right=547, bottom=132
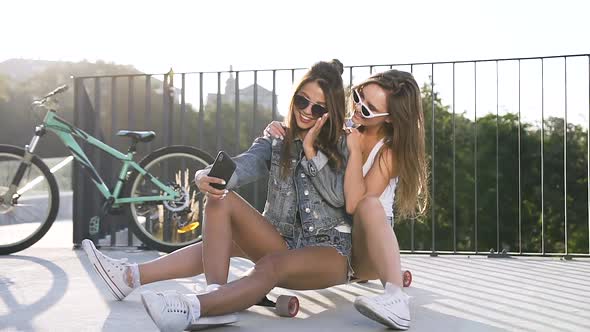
left=208, top=151, right=236, bottom=190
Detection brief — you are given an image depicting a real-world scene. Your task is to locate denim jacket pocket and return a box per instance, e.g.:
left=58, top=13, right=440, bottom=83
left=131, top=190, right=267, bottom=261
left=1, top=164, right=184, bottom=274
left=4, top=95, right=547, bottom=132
left=275, top=222, right=294, bottom=238
left=269, top=153, right=292, bottom=190
left=266, top=150, right=294, bottom=219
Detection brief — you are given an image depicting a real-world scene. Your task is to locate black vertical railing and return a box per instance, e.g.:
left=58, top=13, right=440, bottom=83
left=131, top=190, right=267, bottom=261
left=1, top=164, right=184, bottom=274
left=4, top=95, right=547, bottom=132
left=541, top=59, right=546, bottom=254
left=452, top=63, right=457, bottom=253
left=216, top=72, right=222, bottom=152
left=518, top=60, right=523, bottom=254
left=563, top=57, right=568, bottom=255
left=234, top=71, right=240, bottom=155
left=431, top=63, right=436, bottom=254
left=180, top=74, right=186, bottom=146
left=70, top=54, right=590, bottom=257
left=474, top=62, right=479, bottom=254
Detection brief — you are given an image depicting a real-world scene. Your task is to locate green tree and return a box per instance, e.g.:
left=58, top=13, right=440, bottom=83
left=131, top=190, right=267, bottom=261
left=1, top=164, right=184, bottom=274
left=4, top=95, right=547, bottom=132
left=395, top=78, right=589, bottom=254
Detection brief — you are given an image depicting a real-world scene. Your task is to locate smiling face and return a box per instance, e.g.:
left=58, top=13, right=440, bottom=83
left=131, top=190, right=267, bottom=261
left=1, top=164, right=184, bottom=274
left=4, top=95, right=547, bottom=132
left=279, top=60, right=347, bottom=178
left=293, top=81, right=326, bottom=133
left=351, top=83, right=390, bottom=127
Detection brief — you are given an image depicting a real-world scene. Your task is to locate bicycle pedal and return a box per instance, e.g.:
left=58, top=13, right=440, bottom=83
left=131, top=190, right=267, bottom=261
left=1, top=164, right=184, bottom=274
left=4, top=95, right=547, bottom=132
left=89, top=216, right=100, bottom=235
left=177, top=221, right=200, bottom=234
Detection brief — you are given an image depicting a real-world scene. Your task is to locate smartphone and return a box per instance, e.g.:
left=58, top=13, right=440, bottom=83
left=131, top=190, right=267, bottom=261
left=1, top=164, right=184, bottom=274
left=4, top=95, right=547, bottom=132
left=208, top=151, right=236, bottom=190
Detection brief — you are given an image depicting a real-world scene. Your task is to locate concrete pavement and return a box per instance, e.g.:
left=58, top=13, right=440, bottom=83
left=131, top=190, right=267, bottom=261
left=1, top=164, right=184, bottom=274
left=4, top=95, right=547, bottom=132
left=2, top=222, right=590, bottom=331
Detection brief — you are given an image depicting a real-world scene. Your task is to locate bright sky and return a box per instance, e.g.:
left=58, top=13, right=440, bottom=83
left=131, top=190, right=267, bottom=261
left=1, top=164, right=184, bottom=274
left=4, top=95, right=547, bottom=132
left=2, top=0, right=588, bottom=72
left=1, top=0, right=589, bottom=122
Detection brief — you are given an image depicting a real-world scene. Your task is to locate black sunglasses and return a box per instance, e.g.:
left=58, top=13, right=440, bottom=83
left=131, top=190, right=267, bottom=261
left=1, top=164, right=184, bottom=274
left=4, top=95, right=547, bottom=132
left=293, top=94, right=327, bottom=118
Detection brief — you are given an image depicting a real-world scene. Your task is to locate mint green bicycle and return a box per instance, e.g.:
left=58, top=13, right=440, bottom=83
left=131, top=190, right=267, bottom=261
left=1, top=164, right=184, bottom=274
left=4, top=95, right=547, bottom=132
left=0, top=85, right=214, bottom=254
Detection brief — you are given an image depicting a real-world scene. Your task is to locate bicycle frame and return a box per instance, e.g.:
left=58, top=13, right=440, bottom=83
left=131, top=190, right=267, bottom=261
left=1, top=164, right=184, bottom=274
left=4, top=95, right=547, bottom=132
left=32, top=109, right=179, bottom=206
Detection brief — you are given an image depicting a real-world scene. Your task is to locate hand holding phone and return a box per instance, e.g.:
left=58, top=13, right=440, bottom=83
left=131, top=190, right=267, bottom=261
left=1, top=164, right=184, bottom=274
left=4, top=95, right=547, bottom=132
left=207, top=151, right=236, bottom=190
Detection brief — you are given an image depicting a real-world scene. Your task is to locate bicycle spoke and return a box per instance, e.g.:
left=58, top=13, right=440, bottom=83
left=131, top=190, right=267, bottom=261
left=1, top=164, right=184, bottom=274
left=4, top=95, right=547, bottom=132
left=126, top=147, right=211, bottom=251
left=0, top=149, right=56, bottom=253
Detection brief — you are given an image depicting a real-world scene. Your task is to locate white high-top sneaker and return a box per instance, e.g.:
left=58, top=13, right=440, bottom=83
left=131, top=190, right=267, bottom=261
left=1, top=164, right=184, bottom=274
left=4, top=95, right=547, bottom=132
left=354, top=282, right=411, bottom=330
left=81, top=239, right=135, bottom=300
left=141, top=287, right=238, bottom=332
left=141, top=290, right=196, bottom=332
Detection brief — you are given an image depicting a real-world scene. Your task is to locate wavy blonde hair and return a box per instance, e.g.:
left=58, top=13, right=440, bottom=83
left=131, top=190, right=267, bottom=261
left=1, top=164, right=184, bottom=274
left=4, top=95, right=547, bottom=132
left=354, top=70, right=429, bottom=219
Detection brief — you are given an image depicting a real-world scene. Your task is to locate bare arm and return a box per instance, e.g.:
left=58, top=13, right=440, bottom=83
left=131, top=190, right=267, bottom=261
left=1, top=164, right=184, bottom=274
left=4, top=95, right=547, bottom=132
left=344, top=138, right=397, bottom=214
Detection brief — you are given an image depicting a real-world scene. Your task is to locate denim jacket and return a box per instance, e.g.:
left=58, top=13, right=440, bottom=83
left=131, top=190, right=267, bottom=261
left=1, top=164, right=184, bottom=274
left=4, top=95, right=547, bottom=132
left=201, top=135, right=351, bottom=239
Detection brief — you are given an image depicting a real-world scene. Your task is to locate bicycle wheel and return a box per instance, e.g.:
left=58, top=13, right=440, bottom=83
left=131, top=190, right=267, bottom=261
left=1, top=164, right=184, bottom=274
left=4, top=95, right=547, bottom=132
left=125, top=145, right=213, bottom=253
left=0, top=145, right=59, bottom=255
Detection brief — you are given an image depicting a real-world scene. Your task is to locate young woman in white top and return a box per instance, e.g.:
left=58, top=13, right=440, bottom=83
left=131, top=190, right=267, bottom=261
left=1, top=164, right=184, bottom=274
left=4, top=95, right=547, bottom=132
left=265, top=69, right=428, bottom=330
left=344, top=69, right=428, bottom=330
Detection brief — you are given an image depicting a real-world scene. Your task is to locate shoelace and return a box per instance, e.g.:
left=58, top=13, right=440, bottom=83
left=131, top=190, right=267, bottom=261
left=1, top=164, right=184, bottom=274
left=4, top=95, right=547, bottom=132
left=378, top=297, right=400, bottom=305
left=162, top=293, right=191, bottom=318
left=102, top=255, right=128, bottom=275
left=96, top=248, right=128, bottom=265
left=374, top=293, right=407, bottom=306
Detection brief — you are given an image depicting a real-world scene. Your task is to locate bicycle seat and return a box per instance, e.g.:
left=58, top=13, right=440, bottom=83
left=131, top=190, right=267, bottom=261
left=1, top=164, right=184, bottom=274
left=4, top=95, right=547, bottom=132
left=116, top=130, right=156, bottom=142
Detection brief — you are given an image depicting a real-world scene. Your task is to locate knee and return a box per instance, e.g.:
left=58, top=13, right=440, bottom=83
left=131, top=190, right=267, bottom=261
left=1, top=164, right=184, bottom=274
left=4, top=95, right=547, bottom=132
left=355, top=196, right=383, bottom=221
left=204, top=193, right=230, bottom=212
left=353, top=196, right=388, bottom=231
left=252, top=253, right=284, bottom=283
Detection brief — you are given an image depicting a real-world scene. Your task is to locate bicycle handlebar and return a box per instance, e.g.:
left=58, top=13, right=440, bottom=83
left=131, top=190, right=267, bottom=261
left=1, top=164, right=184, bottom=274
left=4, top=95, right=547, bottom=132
left=32, top=85, right=69, bottom=107
left=43, top=85, right=69, bottom=99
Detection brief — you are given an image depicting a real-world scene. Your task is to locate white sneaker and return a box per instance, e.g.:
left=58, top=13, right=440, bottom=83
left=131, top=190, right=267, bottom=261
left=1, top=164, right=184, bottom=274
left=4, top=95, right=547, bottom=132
left=141, top=290, right=195, bottom=332
left=81, top=239, right=135, bottom=300
left=354, top=283, right=411, bottom=330
left=141, top=290, right=238, bottom=332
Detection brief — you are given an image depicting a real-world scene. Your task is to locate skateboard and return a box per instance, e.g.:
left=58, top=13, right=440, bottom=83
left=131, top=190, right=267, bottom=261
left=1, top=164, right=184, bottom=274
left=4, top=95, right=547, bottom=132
left=356, top=269, right=413, bottom=287
left=255, top=295, right=299, bottom=317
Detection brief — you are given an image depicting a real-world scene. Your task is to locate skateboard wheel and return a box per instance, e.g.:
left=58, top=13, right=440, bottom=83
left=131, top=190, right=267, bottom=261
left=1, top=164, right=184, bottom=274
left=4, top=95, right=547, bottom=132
left=275, top=295, right=299, bottom=317
left=402, top=270, right=412, bottom=287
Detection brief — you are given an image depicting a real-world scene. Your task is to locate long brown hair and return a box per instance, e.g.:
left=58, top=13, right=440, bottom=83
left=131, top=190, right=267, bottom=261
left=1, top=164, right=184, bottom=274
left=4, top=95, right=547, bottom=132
left=280, top=59, right=346, bottom=177
left=355, top=70, right=429, bottom=219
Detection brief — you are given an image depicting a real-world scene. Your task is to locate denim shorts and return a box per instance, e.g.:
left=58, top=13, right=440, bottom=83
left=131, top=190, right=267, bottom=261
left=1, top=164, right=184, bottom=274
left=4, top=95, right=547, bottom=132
left=283, top=217, right=353, bottom=279
left=283, top=226, right=352, bottom=258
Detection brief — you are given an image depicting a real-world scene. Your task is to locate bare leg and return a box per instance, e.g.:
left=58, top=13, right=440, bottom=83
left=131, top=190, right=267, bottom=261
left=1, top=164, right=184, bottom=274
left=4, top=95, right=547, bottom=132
left=138, top=241, right=247, bottom=285
left=351, top=196, right=403, bottom=287
left=202, top=192, right=289, bottom=286
left=198, top=246, right=348, bottom=316
left=139, top=191, right=286, bottom=286
left=85, top=190, right=288, bottom=303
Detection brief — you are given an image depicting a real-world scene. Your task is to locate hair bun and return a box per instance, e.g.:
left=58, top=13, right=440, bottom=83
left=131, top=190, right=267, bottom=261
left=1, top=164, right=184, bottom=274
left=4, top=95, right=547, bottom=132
left=308, top=59, right=344, bottom=87
left=330, top=59, right=344, bottom=75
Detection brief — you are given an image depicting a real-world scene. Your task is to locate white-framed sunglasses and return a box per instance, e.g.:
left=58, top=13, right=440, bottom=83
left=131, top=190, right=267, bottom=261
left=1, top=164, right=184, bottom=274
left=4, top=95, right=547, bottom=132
left=352, top=89, right=389, bottom=119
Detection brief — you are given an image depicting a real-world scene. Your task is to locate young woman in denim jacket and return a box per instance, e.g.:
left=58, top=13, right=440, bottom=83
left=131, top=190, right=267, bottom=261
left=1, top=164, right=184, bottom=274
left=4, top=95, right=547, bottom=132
left=81, top=59, right=353, bottom=331
left=264, top=69, right=428, bottom=330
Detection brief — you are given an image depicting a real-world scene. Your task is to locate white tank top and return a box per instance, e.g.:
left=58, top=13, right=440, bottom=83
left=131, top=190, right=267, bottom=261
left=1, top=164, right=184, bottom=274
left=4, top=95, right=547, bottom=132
left=362, top=139, right=398, bottom=217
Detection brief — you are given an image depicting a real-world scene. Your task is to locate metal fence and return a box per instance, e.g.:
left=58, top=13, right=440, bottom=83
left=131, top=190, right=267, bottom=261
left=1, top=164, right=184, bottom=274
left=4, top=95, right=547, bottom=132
left=72, top=54, right=590, bottom=257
